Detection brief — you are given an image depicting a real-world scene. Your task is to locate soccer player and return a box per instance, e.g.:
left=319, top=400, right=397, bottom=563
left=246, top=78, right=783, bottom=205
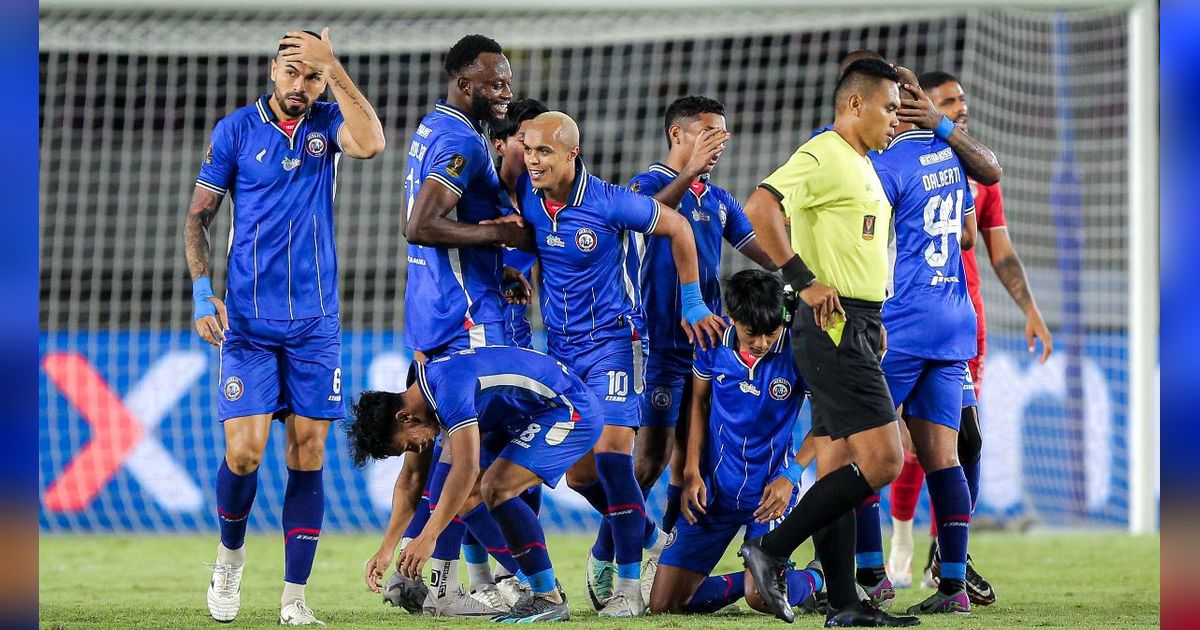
left=884, top=70, right=1054, bottom=604
left=491, top=98, right=550, bottom=349
left=649, top=270, right=823, bottom=616
left=869, top=103, right=980, bottom=614
left=347, top=346, right=605, bottom=623
left=497, top=111, right=724, bottom=617
left=736, top=59, right=918, bottom=627
left=376, top=34, right=533, bottom=617
left=187, top=29, right=385, bottom=625
left=627, top=96, right=777, bottom=536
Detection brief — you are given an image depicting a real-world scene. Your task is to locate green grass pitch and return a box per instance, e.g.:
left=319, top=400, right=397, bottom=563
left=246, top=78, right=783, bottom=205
left=40, top=531, right=1158, bottom=629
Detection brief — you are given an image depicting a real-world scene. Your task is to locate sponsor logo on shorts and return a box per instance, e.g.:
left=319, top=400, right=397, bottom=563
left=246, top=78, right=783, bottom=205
left=769, top=377, right=792, bottom=400
left=604, top=395, right=627, bottom=403
left=664, top=527, right=678, bottom=548
left=738, top=381, right=761, bottom=396
left=651, top=386, right=672, bottom=410
left=223, top=376, right=244, bottom=401
left=305, top=131, right=327, bottom=158
left=575, top=228, right=598, bottom=252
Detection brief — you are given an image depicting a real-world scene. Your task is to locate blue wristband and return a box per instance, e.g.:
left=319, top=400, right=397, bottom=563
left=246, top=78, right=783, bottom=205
left=193, top=277, right=217, bottom=319
left=680, top=282, right=711, bottom=325
left=933, top=115, right=956, bottom=140
left=780, top=462, right=804, bottom=485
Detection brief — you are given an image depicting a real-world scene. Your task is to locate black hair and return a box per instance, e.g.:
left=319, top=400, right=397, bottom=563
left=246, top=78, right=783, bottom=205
left=834, top=58, right=901, bottom=103
left=918, top=70, right=959, bottom=93
left=277, top=30, right=321, bottom=54
left=346, top=390, right=406, bottom=468
left=489, top=98, right=550, bottom=141
left=663, top=95, right=726, bottom=146
left=724, top=269, right=785, bottom=336
left=445, top=34, right=504, bottom=78
left=837, top=49, right=886, bottom=77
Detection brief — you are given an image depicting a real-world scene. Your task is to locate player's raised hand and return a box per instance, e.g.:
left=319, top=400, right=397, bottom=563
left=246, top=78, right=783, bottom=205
left=364, top=547, right=393, bottom=593
left=502, top=265, right=533, bottom=305
left=278, top=28, right=337, bottom=73
left=681, top=472, right=708, bottom=525
left=798, top=281, right=844, bottom=331
left=194, top=297, right=228, bottom=347
left=397, top=533, right=435, bottom=580
left=682, top=313, right=728, bottom=351
left=896, top=85, right=942, bottom=130
left=1025, top=310, right=1054, bottom=364
left=683, top=128, right=731, bottom=178
left=754, top=476, right=794, bottom=524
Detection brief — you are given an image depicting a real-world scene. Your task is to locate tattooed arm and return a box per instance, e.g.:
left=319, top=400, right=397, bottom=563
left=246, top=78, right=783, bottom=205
left=279, top=28, right=385, bottom=159
left=185, top=186, right=229, bottom=346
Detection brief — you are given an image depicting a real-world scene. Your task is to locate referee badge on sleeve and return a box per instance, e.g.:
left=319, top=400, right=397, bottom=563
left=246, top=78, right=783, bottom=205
left=862, top=215, right=876, bottom=240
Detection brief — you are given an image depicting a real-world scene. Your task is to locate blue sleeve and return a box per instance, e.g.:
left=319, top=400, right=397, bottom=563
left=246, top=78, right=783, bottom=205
left=872, top=156, right=901, bottom=207
left=609, top=185, right=662, bottom=234
left=692, top=346, right=714, bottom=381
left=425, top=134, right=488, bottom=199
left=627, top=172, right=666, bottom=197
left=195, top=117, right=238, bottom=195
left=425, top=365, right=479, bottom=435
left=324, top=103, right=346, bottom=153
left=721, top=192, right=756, bottom=250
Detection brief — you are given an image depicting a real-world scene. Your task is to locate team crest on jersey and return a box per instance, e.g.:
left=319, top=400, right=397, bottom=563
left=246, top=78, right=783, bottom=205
left=446, top=154, right=467, bottom=178
left=575, top=228, right=598, bottom=252
left=862, top=215, right=876, bottom=240
left=738, top=381, right=761, bottom=396
left=718, top=203, right=728, bottom=226
left=305, top=131, right=327, bottom=157
left=651, top=386, right=672, bottom=410
left=281, top=157, right=301, bottom=171
left=224, top=376, right=244, bottom=401
left=769, top=377, right=792, bottom=401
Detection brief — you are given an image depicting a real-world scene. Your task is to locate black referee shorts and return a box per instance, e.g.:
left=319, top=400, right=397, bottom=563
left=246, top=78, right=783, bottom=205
left=792, top=297, right=897, bottom=440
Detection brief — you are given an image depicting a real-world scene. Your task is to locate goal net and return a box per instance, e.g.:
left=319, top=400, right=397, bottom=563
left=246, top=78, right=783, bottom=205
left=38, top=3, right=1152, bottom=533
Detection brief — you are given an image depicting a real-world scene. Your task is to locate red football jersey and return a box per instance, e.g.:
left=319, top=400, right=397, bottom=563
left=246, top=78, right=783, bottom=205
left=962, top=178, right=1007, bottom=363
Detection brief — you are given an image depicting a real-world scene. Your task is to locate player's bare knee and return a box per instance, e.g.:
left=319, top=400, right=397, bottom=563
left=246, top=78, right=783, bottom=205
left=288, top=435, right=326, bottom=470
left=224, top=444, right=264, bottom=475
left=479, top=475, right=515, bottom=509
left=635, top=457, right=666, bottom=491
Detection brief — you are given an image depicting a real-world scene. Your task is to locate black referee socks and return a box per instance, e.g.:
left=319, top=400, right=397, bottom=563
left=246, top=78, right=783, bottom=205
left=758, top=464, right=874, bottom=558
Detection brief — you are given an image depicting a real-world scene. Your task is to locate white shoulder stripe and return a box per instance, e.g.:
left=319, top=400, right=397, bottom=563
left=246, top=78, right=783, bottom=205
left=195, top=179, right=227, bottom=195
left=692, top=366, right=712, bottom=381
left=426, top=172, right=464, bottom=198
left=447, top=418, right=478, bottom=435
left=732, top=232, right=756, bottom=250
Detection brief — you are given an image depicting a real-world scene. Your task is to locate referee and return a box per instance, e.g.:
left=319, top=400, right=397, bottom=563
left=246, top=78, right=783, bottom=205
left=738, top=59, right=918, bottom=627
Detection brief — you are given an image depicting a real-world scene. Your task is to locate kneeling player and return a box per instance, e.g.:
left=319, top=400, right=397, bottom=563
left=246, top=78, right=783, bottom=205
left=649, top=270, right=822, bottom=615
left=349, top=346, right=603, bottom=623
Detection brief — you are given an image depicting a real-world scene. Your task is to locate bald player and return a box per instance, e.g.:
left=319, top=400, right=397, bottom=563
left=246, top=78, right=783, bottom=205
left=490, top=111, right=723, bottom=617
left=737, top=59, right=918, bottom=627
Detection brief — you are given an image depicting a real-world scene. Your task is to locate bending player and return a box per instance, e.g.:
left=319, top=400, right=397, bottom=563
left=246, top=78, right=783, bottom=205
left=869, top=96, right=980, bottom=615
left=490, top=111, right=725, bottom=617
left=348, top=346, right=605, bottom=623
left=649, top=270, right=822, bottom=616
left=884, top=70, right=1053, bottom=605
left=375, top=34, right=532, bottom=617
left=188, top=29, right=385, bottom=626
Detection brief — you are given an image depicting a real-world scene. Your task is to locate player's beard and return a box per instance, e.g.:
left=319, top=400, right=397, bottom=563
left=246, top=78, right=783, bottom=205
left=469, top=90, right=504, bottom=127
left=277, top=91, right=310, bottom=118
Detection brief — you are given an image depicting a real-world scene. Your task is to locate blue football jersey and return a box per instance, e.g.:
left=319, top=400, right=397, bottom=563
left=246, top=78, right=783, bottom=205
left=502, top=246, right=537, bottom=347
left=628, top=163, right=756, bottom=351
left=195, top=94, right=345, bottom=320
left=402, top=101, right=513, bottom=352
left=517, top=158, right=661, bottom=345
left=692, top=325, right=805, bottom=512
left=873, top=129, right=978, bottom=360
left=413, top=346, right=602, bottom=439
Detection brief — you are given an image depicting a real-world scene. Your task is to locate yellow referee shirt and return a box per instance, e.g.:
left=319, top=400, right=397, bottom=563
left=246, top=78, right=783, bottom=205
left=760, top=130, right=892, bottom=303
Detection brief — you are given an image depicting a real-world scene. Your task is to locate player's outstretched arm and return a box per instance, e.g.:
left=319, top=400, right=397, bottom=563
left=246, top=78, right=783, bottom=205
left=680, top=373, right=712, bottom=525
left=654, top=206, right=727, bottom=349
left=279, top=29, right=385, bottom=159
left=406, top=181, right=530, bottom=248
left=184, top=186, right=228, bottom=347
left=397, top=427, right=480, bottom=579
left=651, top=128, right=730, bottom=210
left=365, top=446, right=434, bottom=592
left=982, top=227, right=1053, bottom=363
